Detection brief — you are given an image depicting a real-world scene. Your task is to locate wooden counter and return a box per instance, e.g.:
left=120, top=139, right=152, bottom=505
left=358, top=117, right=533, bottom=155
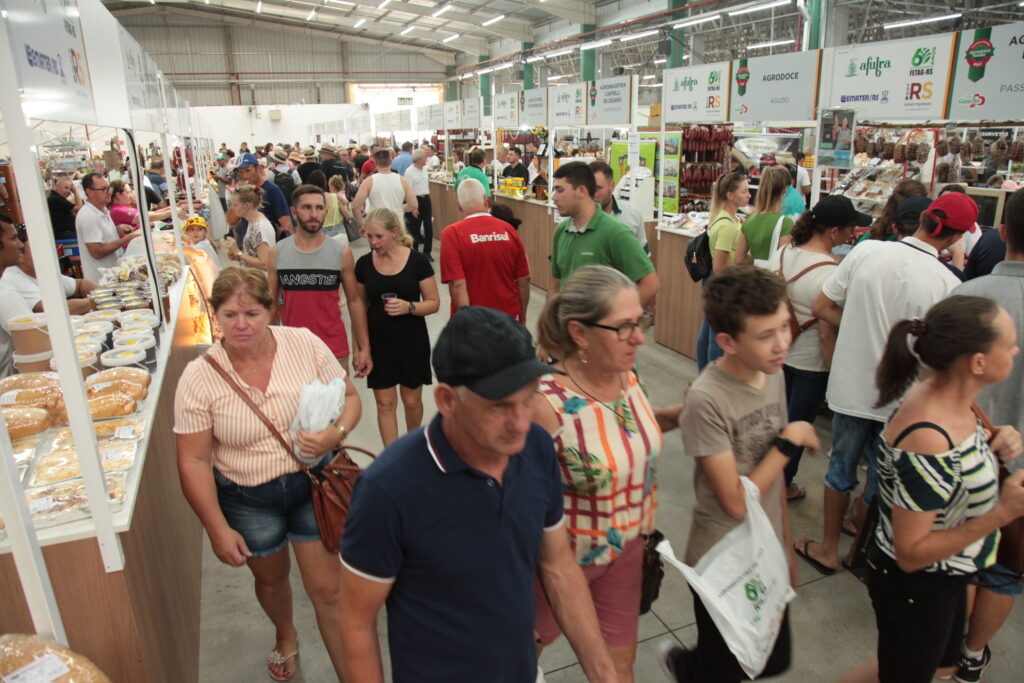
left=653, top=228, right=705, bottom=360
left=0, top=282, right=203, bottom=682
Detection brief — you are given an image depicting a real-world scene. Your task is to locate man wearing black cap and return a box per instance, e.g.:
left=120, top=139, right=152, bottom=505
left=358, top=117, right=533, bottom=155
left=796, top=192, right=977, bottom=574
left=339, top=307, right=617, bottom=683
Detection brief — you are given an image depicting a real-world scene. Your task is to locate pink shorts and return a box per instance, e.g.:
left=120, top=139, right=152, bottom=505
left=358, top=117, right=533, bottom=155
left=533, top=536, right=643, bottom=648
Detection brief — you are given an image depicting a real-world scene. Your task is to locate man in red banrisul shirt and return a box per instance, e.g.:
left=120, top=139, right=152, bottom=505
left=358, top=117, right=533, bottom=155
left=440, top=178, right=531, bottom=322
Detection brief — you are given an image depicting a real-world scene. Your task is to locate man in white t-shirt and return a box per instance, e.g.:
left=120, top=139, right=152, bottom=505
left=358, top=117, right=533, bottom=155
left=0, top=215, right=32, bottom=378
left=795, top=192, right=978, bottom=574
left=75, top=172, right=139, bottom=281
left=2, top=235, right=97, bottom=314
left=795, top=152, right=812, bottom=198
left=590, top=161, right=649, bottom=254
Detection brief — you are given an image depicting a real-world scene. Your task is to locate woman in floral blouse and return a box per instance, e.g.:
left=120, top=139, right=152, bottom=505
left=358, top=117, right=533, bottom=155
left=531, top=265, right=681, bottom=682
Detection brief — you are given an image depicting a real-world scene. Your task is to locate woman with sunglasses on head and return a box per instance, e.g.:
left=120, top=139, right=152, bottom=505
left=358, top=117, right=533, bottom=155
left=531, top=265, right=682, bottom=682
left=840, top=295, right=1024, bottom=683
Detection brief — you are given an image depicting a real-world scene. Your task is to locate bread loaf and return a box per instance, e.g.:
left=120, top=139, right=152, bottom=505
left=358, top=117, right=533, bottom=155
left=89, top=394, right=137, bottom=420
left=86, top=379, right=148, bottom=401
left=92, top=417, right=145, bottom=439
left=2, top=406, right=51, bottom=441
left=0, top=634, right=112, bottom=682
left=0, top=372, right=59, bottom=394
left=1, top=386, right=64, bottom=414
left=85, top=367, right=151, bottom=388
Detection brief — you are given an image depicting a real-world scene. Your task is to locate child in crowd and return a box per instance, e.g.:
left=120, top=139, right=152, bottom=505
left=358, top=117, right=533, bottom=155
left=660, top=265, right=820, bottom=682
left=182, top=215, right=220, bottom=277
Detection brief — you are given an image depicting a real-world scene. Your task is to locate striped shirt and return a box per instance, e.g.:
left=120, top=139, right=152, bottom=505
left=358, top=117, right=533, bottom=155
left=537, top=372, right=662, bottom=566
left=173, top=326, right=346, bottom=487
left=875, top=422, right=1000, bottom=575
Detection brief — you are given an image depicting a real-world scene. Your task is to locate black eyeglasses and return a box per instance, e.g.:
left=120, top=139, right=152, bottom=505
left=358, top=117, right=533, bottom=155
left=87, top=184, right=112, bottom=192
left=584, top=314, right=652, bottom=341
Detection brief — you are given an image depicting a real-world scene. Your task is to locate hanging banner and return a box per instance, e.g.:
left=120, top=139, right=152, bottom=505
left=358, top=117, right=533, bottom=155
left=444, top=100, right=462, bottom=129
left=730, top=51, right=820, bottom=121
left=494, top=91, right=520, bottom=128
left=3, top=0, right=96, bottom=124
left=663, top=62, right=730, bottom=124
left=947, top=22, right=1024, bottom=120
left=417, top=105, right=432, bottom=130
left=398, top=109, right=412, bottom=131
left=520, top=87, right=548, bottom=128
left=817, top=108, right=857, bottom=168
left=588, top=76, right=633, bottom=126
left=117, top=25, right=160, bottom=133
left=429, top=103, right=444, bottom=130
left=825, top=34, right=955, bottom=120
left=550, top=82, right=587, bottom=126
left=462, top=97, right=481, bottom=129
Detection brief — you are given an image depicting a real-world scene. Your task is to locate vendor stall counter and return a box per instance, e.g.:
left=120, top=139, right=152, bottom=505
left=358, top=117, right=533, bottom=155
left=654, top=226, right=705, bottom=360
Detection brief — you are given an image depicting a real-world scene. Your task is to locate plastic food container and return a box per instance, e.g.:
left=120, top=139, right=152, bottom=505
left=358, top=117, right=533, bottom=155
left=78, top=321, right=115, bottom=349
left=13, top=349, right=54, bottom=373
left=85, top=309, right=122, bottom=325
left=113, top=334, right=156, bottom=369
left=75, top=340, right=102, bottom=357
left=50, top=351, right=99, bottom=379
left=7, top=314, right=50, bottom=356
left=100, top=348, right=147, bottom=370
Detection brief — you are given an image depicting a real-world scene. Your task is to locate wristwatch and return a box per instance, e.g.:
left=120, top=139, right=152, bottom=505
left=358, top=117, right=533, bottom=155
left=771, top=435, right=803, bottom=460
left=408, top=301, right=417, bottom=315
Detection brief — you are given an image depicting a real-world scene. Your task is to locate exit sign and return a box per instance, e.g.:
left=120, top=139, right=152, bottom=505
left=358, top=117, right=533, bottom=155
left=397, top=97, right=413, bottom=105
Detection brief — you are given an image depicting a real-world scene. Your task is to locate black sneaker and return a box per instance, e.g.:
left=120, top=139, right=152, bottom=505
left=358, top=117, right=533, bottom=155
left=954, top=646, right=991, bottom=683
left=657, top=640, right=693, bottom=682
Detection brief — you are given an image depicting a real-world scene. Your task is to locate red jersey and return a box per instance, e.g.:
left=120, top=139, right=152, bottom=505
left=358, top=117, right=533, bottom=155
left=440, top=214, right=530, bottom=321
left=361, top=159, right=377, bottom=176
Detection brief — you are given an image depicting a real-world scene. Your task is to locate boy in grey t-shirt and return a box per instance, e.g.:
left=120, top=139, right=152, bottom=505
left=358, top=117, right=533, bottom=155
left=661, top=266, right=820, bottom=683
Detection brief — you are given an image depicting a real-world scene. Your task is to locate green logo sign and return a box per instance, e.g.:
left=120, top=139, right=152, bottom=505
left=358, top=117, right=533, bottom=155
left=911, top=47, right=936, bottom=68
left=674, top=76, right=699, bottom=92
left=708, top=70, right=720, bottom=86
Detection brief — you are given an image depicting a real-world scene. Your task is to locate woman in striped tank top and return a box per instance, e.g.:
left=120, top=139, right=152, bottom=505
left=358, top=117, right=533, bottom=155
left=841, top=296, right=1024, bottom=683
left=530, top=265, right=682, bottom=682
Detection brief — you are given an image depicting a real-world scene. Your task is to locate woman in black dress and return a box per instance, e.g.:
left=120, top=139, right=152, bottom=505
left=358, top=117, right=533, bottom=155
left=354, top=207, right=440, bottom=446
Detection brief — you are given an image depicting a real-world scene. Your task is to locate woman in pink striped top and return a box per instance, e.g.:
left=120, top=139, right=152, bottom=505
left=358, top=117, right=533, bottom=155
left=174, top=266, right=361, bottom=681
left=531, top=265, right=682, bottom=682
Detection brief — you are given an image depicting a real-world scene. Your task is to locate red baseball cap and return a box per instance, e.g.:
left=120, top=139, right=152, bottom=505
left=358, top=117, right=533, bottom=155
left=924, top=193, right=978, bottom=236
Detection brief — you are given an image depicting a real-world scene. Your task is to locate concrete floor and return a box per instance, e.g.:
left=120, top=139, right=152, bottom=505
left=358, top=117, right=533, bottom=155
left=197, top=240, right=1024, bottom=682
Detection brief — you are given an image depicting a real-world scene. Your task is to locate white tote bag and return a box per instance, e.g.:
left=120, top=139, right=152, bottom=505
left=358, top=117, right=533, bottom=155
left=657, top=478, right=795, bottom=679
left=753, top=216, right=786, bottom=270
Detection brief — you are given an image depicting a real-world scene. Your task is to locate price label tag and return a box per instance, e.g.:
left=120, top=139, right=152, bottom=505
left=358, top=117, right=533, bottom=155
left=89, top=382, right=113, bottom=393
left=2, top=653, right=71, bottom=682
left=0, top=390, right=19, bottom=405
left=113, top=426, right=136, bottom=440
left=28, top=495, right=55, bottom=516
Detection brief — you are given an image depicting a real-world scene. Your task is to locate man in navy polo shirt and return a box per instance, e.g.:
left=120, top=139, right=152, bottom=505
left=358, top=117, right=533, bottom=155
left=339, top=307, right=616, bottom=683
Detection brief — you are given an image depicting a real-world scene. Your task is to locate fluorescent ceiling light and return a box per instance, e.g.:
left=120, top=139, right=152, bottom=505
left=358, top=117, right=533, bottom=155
left=401, top=26, right=415, bottom=35
left=432, top=3, right=453, bottom=17
left=729, top=0, right=790, bottom=17
left=459, top=72, right=473, bottom=79
left=329, top=1, right=356, bottom=5
left=884, top=12, right=961, bottom=30
left=640, top=83, right=662, bottom=88
left=256, top=0, right=262, bottom=12
left=653, top=57, right=667, bottom=64
left=306, top=9, right=316, bottom=21
left=482, top=14, right=505, bottom=27
left=547, top=49, right=573, bottom=58
left=477, top=67, right=495, bottom=75
left=442, top=33, right=459, bottom=43
left=749, top=38, right=795, bottom=49
left=580, top=38, right=612, bottom=51
left=379, top=0, right=391, bottom=9
left=548, top=74, right=568, bottom=81
left=642, top=74, right=657, bottom=79
left=674, top=13, right=720, bottom=28
left=354, top=18, right=366, bottom=27
left=494, top=61, right=514, bottom=70
left=619, top=29, right=660, bottom=42
left=525, top=55, right=544, bottom=63
left=620, top=62, right=642, bottom=68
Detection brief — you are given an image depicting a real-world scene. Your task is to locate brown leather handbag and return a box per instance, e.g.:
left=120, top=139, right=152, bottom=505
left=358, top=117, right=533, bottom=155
left=203, top=354, right=373, bottom=554
left=972, top=402, right=1024, bottom=579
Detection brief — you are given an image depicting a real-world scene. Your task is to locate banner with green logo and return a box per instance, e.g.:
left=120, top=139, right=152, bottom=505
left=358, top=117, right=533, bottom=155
left=824, top=34, right=955, bottom=120
left=662, top=62, right=730, bottom=124
left=587, top=76, right=633, bottom=126
left=729, top=50, right=821, bottom=121
left=550, top=82, right=587, bottom=126
left=494, top=91, right=520, bottom=128
left=947, top=21, right=1024, bottom=120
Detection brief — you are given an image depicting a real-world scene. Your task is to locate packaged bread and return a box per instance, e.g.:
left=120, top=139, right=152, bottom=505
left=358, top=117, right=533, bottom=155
left=93, top=417, right=146, bottom=440
left=24, top=472, right=127, bottom=523
left=89, top=394, right=136, bottom=420
left=0, top=633, right=113, bottom=683
left=30, top=442, right=137, bottom=487
left=2, top=406, right=51, bottom=441
left=85, top=366, right=151, bottom=388
left=0, top=385, right=65, bottom=415
left=86, top=379, right=148, bottom=401
left=0, top=372, right=59, bottom=394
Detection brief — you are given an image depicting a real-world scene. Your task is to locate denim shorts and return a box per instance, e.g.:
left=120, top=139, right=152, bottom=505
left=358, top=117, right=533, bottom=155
left=975, top=563, right=1024, bottom=596
left=825, top=412, right=884, bottom=499
left=214, top=460, right=326, bottom=557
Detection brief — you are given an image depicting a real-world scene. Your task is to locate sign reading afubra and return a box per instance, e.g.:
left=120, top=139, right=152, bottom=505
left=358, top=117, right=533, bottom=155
left=825, top=35, right=954, bottom=120
left=588, top=76, right=633, bottom=126
left=730, top=51, right=820, bottom=121
left=948, top=22, right=1024, bottom=120
left=549, top=83, right=587, bottom=126
left=662, top=62, right=730, bottom=123
left=494, top=91, right=519, bottom=128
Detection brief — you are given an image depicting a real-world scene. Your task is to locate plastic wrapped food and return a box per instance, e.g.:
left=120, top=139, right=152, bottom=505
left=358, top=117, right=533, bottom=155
left=0, top=634, right=113, bottom=682
left=894, top=144, right=906, bottom=164
left=93, top=417, right=146, bottom=440
left=916, top=143, right=931, bottom=164
left=1, top=385, right=65, bottom=418
left=973, top=136, right=986, bottom=156
left=24, top=472, right=127, bottom=523
left=936, top=138, right=949, bottom=156
left=10, top=436, right=39, bottom=468
left=86, top=379, right=148, bottom=402
left=0, top=372, right=59, bottom=394
left=86, top=366, right=151, bottom=388
left=992, top=135, right=1009, bottom=160
left=30, top=442, right=136, bottom=486
left=949, top=134, right=962, bottom=154
left=3, top=406, right=52, bottom=441
left=1010, top=134, right=1024, bottom=163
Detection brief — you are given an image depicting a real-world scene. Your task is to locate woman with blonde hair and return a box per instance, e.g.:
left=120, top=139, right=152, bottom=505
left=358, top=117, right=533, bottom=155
left=735, top=165, right=794, bottom=267
left=175, top=266, right=362, bottom=681
left=353, top=207, right=439, bottom=446
left=323, top=175, right=354, bottom=244
left=531, top=264, right=681, bottom=682
left=226, top=184, right=275, bottom=271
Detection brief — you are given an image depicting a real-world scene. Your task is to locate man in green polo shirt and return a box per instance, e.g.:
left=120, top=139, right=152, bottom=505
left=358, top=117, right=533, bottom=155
left=549, top=162, right=659, bottom=306
left=454, top=148, right=492, bottom=197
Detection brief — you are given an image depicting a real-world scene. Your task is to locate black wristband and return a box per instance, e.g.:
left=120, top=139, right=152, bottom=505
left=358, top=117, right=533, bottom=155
left=771, top=435, right=804, bottom=460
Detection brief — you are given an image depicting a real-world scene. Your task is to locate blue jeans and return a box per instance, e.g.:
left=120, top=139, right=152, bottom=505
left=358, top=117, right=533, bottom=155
left=696, top=316, right=723, bottom=371
left=825, top=412, right=883, bottom=501
left=783, top=365, right=830, bottom=486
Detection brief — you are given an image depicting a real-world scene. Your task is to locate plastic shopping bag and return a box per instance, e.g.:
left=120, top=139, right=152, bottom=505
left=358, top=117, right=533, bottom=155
left=658, top=477, right=795, bottom=679
left=289, top=378, right=346, bottom=464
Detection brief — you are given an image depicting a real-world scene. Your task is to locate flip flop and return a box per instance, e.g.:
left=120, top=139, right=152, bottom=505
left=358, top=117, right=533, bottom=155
left=795, top=540, right=838, bottom=576
left=267, top=648, right=299, bottom=682
left=841, top=518, right=859, bottom=538
left=786, top=483, right=806, bottom=501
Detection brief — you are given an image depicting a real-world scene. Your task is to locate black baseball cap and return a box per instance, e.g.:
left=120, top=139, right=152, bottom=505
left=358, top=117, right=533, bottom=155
left=811, top=195, right=873, bottom=228
left=895, top=196, right=932, bottom=223
left=432, top=307, right=553, bottom=400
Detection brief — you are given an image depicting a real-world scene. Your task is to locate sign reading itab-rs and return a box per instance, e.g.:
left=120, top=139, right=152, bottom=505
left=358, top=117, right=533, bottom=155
left=947, top=21, right=1024, bottom=120
left=662, top=62, right=730, bottom=124
left=3, top=0, right=96, bottom=124
left=730, top=51, right=821, bottom=121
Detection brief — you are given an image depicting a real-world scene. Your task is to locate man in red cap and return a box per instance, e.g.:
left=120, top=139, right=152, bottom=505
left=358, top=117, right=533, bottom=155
left=795, top=191, right=978, bottom=575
